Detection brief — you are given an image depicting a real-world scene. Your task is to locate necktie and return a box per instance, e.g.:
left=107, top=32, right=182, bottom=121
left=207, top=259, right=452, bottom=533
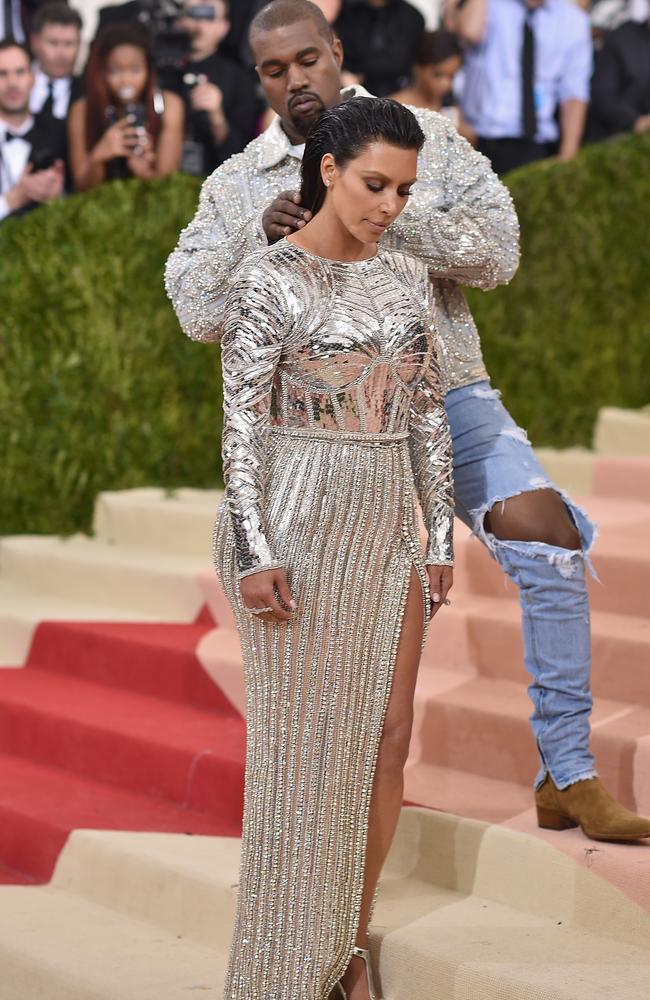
left=41, top=80, right=55, bottom=118
left=522, top=12, right=537, bottom=141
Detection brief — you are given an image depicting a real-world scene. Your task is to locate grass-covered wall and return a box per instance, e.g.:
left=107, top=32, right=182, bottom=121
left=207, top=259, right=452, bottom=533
left=1, top=133, right=649, bottom=536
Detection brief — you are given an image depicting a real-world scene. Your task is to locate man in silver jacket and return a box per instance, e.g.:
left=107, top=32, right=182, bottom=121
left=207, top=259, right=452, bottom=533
left=165, top=0, right=650, bottom=842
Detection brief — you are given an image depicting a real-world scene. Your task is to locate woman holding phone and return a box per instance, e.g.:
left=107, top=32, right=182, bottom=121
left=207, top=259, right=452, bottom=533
left=67, top=24, right=183, bottom=191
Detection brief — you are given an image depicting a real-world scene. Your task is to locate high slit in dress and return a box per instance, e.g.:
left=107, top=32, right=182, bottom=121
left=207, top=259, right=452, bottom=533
left=212, top=240, right=454, bottom=1000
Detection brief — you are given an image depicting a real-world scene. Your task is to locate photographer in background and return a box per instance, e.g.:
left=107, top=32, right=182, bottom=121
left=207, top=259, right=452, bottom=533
left=67, top=22, right=183, bottom=190
left=0, top=39, right=65, bottom=221
left=172, top=0, right=261, bottom=174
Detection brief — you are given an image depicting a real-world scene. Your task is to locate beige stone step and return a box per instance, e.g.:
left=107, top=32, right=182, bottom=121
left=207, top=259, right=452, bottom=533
left=93, top=487, right=223, bottom=558
left=0, top=535, right=207, bottom=620
left=51, top=829, right=240, bottom=952
left=534, top=446, right=595, bottom=495
left=47, top=810, right=650, bottom=947
left=0, top=885, right=225, bottom=1000
left=2, top=808, right=649, bottom=1000
left=594, top=406, right=650, bottom=456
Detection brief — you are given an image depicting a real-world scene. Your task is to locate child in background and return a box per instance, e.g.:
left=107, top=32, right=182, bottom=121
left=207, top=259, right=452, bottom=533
left=391, top=29, right=475, bottom=144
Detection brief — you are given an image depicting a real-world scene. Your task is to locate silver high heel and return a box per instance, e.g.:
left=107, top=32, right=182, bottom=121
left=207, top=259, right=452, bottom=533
left=337, top=946, right=380, bottom=1000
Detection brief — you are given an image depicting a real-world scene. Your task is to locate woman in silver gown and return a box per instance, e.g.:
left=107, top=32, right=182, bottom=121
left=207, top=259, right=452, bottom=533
left=213, top=98, right=454, bottom=1000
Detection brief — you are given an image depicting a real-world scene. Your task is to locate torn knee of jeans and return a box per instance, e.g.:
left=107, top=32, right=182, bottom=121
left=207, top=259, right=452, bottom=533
left=490, top=534, right=587, bottom=579
left=469, top=487, right=599, bottom=579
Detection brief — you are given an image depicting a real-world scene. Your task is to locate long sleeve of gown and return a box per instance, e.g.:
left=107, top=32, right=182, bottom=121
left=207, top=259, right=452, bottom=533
left=388, top=111, right=520, bottom=290
left=165, top=158, right=267, bottom=343
left=409, top=295, right=454, bottom=566
left=220, top=261, right=287, bottom=578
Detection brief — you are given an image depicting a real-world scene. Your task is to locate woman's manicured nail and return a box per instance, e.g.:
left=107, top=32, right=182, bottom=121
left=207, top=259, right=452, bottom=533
left=289, top=599, right=297, bottom=610
left=432, top=593, right=441, bottom=603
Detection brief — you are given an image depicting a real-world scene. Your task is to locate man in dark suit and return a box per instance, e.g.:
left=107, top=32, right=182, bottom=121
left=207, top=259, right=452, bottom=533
left=0, top=38, right=65, bottom=220
left=590, top=14, right=650, bottom=139
left=29, top=2, right=83, bottom=122
left=333, top=0, right=425, bottom=97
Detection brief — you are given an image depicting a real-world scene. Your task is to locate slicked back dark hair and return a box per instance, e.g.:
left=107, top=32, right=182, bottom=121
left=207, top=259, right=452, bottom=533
left=249, top=0, right=333, bottom=48
left=300, top=96, right=425, bottom=216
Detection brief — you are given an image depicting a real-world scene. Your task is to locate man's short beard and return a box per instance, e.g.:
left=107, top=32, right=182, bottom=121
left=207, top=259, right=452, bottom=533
left=288, top=102, right=325, bottom=139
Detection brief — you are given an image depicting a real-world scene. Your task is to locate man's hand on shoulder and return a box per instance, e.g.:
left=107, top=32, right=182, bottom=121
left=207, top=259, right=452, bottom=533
left=262, top=191, right=312, bottom=244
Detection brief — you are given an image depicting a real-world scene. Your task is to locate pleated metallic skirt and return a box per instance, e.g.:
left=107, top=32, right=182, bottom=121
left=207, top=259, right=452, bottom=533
left=213, top=426, right=431, bottom=1000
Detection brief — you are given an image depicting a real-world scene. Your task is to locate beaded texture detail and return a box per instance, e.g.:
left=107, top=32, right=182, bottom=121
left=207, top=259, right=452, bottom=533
left=165, top=86, right=520, bottom=394
left=213, top=242, right=453, bottom=999
left=219, top=241, right=453, bottom=577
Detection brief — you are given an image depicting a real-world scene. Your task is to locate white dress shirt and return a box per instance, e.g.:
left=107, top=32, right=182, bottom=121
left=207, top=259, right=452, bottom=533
left=29, top=69, right=73, bottom=120
left=0, top=115, right=34, bottom=220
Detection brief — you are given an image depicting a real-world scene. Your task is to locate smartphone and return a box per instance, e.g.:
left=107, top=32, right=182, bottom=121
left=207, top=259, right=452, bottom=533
left=29, top=149, right=56, bottom=172
left=124, top=103, right=146, bottom=129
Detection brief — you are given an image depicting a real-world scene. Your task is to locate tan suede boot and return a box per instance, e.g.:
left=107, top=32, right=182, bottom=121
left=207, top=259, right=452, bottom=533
left=536, top=775, right=650, bottom=842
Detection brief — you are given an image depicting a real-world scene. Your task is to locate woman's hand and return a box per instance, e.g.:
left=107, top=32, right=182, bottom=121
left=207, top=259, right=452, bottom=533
left=92, top=117, right=140, bottom=163
left=426, top=564, right=453, bottom=619
left=127, top=131, right=155, bottom=179
left=240, top=568, right=296, bottom=625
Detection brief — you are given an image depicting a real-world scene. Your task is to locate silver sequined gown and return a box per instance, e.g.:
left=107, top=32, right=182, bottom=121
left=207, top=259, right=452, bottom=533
left=213, top=240, right=453, bottom=1000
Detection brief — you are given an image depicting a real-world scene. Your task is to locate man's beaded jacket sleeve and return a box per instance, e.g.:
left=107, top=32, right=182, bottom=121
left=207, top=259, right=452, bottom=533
left=220, top=243, right=453, bottom=576
left=165, top=91, right=519, bottom=393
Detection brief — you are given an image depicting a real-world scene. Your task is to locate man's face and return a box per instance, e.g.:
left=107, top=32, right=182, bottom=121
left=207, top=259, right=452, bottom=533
left=31, top=24, right=80, bottom=79
left=253, top=18, right=344, bottom=140
left=178, top=0, right=229, bottom=62
left=0, top=48, right=33, bottom=118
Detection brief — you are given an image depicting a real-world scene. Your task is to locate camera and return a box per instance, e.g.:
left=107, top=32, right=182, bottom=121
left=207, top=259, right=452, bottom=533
left=96, top=1, right=212, bottom=70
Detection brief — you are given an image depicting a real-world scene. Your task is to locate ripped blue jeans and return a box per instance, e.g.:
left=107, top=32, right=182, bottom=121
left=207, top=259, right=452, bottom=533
left=446, top=381, right=598, bottom=790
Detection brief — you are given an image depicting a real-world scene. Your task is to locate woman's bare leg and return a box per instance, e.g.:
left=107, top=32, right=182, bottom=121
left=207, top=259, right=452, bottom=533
left=340, top=566, right=425, bottom=1000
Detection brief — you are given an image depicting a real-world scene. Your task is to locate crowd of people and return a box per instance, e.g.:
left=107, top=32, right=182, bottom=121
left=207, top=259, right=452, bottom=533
left=0, top=0, right=648, bottom=222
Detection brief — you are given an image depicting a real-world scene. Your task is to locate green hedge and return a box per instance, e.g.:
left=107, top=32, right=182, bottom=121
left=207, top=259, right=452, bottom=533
left=0, top=174, right=210, bottom=536
left=1, top=133, right=649, bottom=536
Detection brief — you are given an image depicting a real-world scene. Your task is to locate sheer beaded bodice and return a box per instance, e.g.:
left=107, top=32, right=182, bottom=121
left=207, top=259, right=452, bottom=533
left=255, top=242, right=435, bottom=434
left=220, top=241, right=454, bottom=577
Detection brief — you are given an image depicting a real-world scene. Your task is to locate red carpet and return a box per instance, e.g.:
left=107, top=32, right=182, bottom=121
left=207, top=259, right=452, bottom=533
left=0, top=611, right=246, bottom=883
